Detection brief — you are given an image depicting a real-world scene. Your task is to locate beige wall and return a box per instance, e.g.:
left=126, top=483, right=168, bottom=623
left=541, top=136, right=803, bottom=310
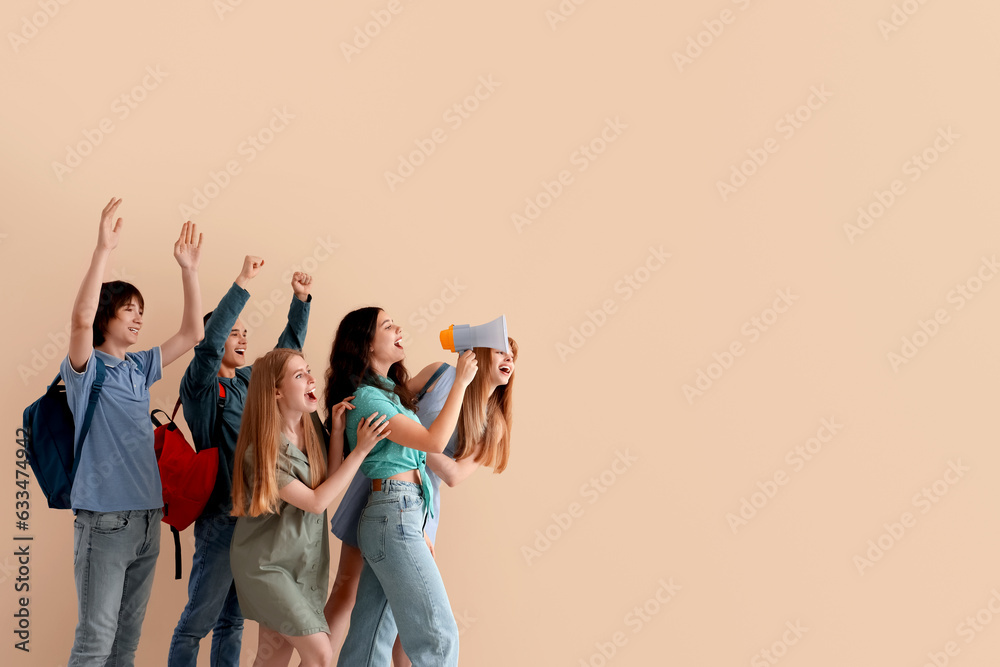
left=3, top=1, right=1000, bottom=665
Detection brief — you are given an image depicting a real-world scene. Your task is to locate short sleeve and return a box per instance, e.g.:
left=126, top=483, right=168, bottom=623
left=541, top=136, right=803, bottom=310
left=352, top=386, right=403, bottom=421
left=129, top=347, right=163, bottom=388
left=276, top=444, right=296, bottom=490
left=59, top=351, right=99, bottom=424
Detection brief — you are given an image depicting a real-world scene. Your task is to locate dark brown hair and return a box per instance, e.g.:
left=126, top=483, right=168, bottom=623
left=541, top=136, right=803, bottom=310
left=93, top=281, right=144, bottom=346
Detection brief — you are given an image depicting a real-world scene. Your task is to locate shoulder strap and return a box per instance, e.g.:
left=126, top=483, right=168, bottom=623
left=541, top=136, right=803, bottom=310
left=211, top=381, right=226, bottom=447
left=71, top=360, right=107, bottom=479
left=416, top=364, right=450, bottom=401
left=310, top=411, right=329, bottom=448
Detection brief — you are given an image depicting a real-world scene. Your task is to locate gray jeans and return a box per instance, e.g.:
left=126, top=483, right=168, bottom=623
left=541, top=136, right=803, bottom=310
left=69, top=508, right=162, bottom=666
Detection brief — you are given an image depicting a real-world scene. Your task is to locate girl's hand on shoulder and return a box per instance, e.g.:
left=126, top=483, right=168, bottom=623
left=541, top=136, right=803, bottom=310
left=455, top=349, right=478, bottom=388
left=328, top=396, right=355, bottom=433
left=356, top=412, right=390, bottom=453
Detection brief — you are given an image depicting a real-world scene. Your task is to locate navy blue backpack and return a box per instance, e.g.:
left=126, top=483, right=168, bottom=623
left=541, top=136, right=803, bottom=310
left=22, top=363, right=106, bottom=509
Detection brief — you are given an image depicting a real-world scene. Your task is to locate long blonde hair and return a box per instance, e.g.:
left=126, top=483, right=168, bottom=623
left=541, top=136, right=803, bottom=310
left=232, top=349, right=326, bottom=516
left=455, top=337, right=517, bottom=473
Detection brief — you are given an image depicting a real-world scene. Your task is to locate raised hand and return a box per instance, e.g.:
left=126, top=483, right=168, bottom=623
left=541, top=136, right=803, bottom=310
left=455, top=349, right=479, bottom=388
left=291, top=271, right=312, bottom=301
left=173, top=221, right=203, bottom=270
left=238, top=255, right=264, bottom=284
left=97, top=197, right=124, bottom=253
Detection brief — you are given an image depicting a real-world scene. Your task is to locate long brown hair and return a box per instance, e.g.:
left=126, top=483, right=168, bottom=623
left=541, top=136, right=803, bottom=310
left=232, top=348, right=326, bottom=516
left=324, top=307, right=415, bottom=434
left=455, top=337, right=517, bottom=473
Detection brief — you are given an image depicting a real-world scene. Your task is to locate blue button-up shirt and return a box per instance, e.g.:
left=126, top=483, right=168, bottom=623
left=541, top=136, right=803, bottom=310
left=60, top=348, right=163, bottom=511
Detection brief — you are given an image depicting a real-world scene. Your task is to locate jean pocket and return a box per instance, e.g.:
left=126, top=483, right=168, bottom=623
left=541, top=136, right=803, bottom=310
left=73, top=520, right=84, bottom=559
left=92, top=511, right=129, bottom=535
left=359, top=514, right=388, bottom=563
left=399, top=493, right=422, bottom=513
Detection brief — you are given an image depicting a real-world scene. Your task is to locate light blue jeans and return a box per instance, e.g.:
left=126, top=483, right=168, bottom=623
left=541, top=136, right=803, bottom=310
left=167, top=514, right=244, bottom=667
left=69, top=508, right=162, bottom=667
left=337, top=480, right=459, bottom=667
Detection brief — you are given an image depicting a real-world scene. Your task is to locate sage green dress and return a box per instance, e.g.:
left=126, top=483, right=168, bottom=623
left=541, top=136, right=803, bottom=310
left=230, top=436, right=330, bottom=635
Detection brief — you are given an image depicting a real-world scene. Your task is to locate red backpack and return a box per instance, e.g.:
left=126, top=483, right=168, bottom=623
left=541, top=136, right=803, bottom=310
left=151, top=386, right=222, bottom=578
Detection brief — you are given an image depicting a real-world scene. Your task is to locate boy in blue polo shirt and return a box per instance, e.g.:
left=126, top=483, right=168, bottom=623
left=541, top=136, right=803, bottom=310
left=62, top=197, right=205, bottom=667
left=168, top=255, right=313, bottom=667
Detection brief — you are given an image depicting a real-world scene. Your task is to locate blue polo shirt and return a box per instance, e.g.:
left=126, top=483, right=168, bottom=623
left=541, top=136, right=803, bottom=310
left=60, top=348, right=163, bottom=512
left=346, top=376, right=434, bottom=517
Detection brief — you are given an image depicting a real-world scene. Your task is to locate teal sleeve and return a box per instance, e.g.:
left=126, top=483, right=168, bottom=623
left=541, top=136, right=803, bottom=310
left=182, top=282, right=250, bottom=395
left=345, top=387, right=401, bottom=451
left=276, top=295, right=310, bottom=351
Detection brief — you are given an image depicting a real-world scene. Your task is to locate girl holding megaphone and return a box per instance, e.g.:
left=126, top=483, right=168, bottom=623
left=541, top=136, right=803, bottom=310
left=325, top=314, right=517, bottom=667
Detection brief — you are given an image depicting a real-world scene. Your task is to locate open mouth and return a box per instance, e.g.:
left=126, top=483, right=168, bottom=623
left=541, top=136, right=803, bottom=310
left=305, top=389, right=317, bottom=402
left=394, top=337, right=403, bottom=349
left=235, top=348, right=246, bottom=356
left=128, top=327, right=139, bottom=335
left=499, top=365, right=511, bottom=376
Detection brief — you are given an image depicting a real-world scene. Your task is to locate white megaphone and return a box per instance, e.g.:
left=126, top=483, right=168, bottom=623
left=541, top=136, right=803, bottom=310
left=440, top=315, right=510, bottom=354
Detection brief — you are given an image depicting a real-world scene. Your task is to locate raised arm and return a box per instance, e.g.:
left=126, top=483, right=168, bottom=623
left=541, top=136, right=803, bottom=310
left=181, top=256, right=260, bottom=391
left=383, top=351, right=477, bottom=454
left=68, top=198, right=123, bottom=371
left=275, top=271, right=312, bottom=351
left=279, top=411, right=389, bottom=514
left=160, top=222, right=205, bottom=367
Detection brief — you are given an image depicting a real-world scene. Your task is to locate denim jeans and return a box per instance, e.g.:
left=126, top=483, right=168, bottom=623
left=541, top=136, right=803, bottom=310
left=167, top=514, right=244, bottom=667
left=69, top=508, right=162, bottom=667
left=337, top=480, right=459, bottom=667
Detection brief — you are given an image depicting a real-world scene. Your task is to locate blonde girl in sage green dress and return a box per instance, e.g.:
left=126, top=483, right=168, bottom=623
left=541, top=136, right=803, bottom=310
left=229, top=348, right=388, bottom=667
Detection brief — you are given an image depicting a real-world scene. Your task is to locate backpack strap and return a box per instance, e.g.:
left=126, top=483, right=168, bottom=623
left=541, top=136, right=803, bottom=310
left=310, top=411, right=329, bottom=448
left=70, top=360, right=107, bottom=481
left=171, top=526, right=182, bottom=579
left=208, top=381, right=226, bottom=450
left=416, top=363, right=449, bottom=401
